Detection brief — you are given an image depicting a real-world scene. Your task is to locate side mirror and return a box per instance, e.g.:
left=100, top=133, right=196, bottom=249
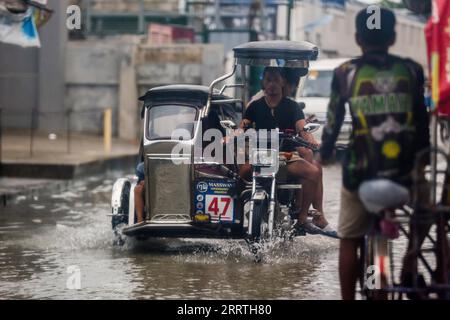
left=220, top=120, right=237, bottom=130
left=304, top=122, right=320, bottom=134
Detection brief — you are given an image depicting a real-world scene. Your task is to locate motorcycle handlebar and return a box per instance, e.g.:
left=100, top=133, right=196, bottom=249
left=280, top=134, right=319, bottom=152
left=240, top=128, right=319, bottom=152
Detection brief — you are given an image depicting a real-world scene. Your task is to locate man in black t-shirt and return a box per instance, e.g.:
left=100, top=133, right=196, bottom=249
left=244, top=94, right=304, bottom=131
left=238, top=67, right=326, bottom=233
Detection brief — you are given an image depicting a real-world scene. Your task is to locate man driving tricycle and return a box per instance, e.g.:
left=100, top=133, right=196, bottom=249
left=236, top=67, right=336, bottom=236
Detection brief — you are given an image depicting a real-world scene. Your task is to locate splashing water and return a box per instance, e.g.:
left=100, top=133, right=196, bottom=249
left=0, top=169, right=343, bottom=299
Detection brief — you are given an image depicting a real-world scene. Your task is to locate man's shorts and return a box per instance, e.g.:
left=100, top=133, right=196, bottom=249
left=279, top=151, right=303, bottom=163
left=243, top=144, right=303, bottom=163
left=338, top=181, right=431, bottom=239
left=136, top=162, right=145, bottom=183
left=338, top=187, right=374, bottom=239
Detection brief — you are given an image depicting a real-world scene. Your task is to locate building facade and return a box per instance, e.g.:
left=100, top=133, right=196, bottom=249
left=291, top=0, right=428, bottom=69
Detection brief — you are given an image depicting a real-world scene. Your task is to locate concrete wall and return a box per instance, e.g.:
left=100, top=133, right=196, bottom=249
left=135, top=43, right=224, bottom=91
left=38, top=0, right=69, bottom=132
left=65, top=37, right=224, bottom=139
left=65, top=36, right=140, bottom=137
left=0, top=44, right=38, bottom=128
left=291, top=1, right=428, bottom=69
left=0, top=0, right=68, bottom=130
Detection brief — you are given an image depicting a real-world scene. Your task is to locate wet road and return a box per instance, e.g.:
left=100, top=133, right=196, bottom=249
left=0, top=164, right=426, bottom=299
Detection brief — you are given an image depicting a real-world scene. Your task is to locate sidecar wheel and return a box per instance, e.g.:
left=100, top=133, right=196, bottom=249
left=112, top=181, right=130, bottom=230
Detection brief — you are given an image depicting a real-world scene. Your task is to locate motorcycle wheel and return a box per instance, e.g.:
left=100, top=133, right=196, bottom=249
left=250, top=200, right=268, bottom=241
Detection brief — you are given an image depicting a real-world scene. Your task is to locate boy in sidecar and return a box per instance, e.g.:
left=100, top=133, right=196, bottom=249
left=134, top=162, right=145, bottom=224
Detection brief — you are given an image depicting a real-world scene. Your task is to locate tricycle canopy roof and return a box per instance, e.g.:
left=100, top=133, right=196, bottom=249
left=233, top=40, right=319, bottom=68
left=139, top=84, right=240, bottom=117
left=139, top=84, right=230, bottom=105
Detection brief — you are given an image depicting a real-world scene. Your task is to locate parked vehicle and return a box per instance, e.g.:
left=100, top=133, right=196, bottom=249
left=295, top=58, right=352, bottom=148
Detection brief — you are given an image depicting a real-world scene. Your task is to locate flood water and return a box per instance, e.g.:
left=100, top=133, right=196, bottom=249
left=0, top=164, right=439, bottom=300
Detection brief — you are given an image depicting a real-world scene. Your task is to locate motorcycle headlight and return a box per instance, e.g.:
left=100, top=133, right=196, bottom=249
left=251, top=149, right=277, bottom=167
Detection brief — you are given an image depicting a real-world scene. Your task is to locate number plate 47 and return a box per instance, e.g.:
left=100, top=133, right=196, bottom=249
left=205, top=195, right=234, bottom=221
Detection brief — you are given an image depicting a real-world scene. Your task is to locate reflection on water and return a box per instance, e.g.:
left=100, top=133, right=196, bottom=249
left=0, top=166, right=349, bottom=299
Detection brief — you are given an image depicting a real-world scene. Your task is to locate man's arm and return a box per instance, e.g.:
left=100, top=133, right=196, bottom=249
left=239, top=101, right=256, bottom=130
left=295, top=118, right=315, bottom=162
left=290, top=100, right=319, bottom=147
left=239, top=118, right=252, bottom=130
left=295, top=118, right=306, bottom=133
left=319, top=68, right=346, bottom=161
left=295, top=119, right=319, bottom=147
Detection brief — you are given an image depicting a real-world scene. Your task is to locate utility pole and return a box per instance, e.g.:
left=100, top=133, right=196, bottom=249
left=249, top=0, right=264, bottom=34
left=287, top=0, right=294, bottom=40
left=214, top=0, right=223, bottom=29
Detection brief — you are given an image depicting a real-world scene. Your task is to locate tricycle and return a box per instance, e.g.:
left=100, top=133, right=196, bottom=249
left=110, top=40, right=331, bottom=251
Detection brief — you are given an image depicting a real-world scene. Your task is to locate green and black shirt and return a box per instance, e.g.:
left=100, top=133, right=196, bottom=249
left=320, top=52, right=430, bottom=191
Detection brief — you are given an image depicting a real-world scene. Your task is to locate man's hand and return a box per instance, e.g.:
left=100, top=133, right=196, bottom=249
left=221, top=128, right=245, bottom=144
left=300, top=131, right=320, bottom=149
left=239, top=119, right=252, bottom=131
left=221, top=135, right=232, bottom=145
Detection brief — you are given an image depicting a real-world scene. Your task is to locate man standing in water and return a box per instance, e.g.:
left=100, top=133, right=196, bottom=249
left=318, top=7, right=430, bottom=299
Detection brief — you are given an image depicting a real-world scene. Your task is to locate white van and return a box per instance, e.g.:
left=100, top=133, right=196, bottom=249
left=296, top=58, right=352, bottom=147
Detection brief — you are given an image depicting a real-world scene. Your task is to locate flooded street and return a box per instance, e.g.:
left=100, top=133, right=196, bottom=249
left=0, top=164, right=418, bottom=300
left=1, top=0, right=448, bottom=305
